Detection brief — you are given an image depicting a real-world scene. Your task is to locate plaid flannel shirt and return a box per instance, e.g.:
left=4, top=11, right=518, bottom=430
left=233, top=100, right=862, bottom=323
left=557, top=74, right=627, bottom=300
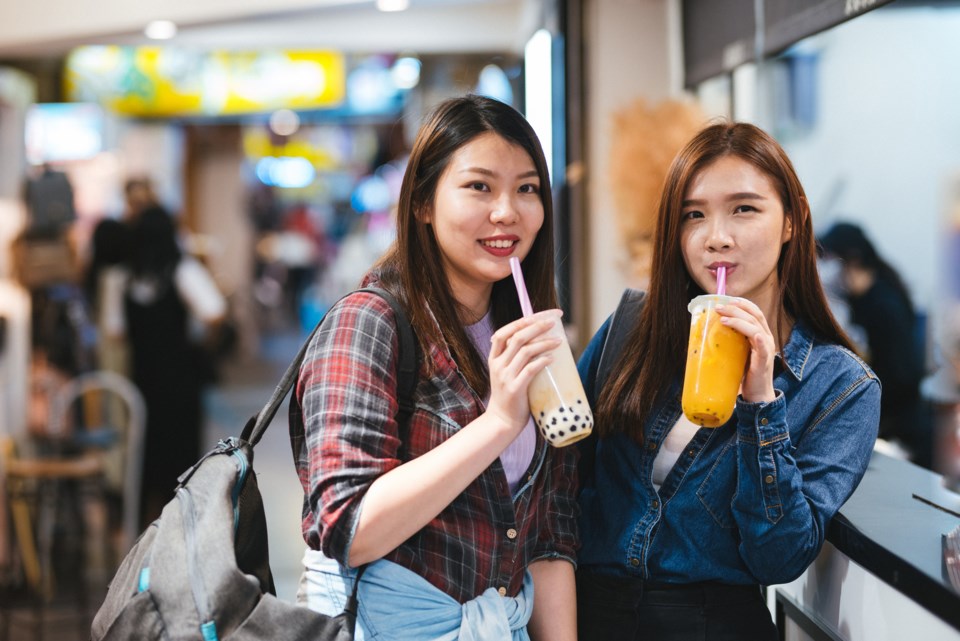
left=290, top=287, right=580, bottom=604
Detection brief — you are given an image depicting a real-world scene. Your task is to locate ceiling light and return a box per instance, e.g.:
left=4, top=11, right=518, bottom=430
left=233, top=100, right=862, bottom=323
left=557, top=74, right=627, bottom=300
left=144, top=20, right=178, bottom=40
left=269, top=109, right=301, bottom=137
left=376, top=0, right=409, bottom=12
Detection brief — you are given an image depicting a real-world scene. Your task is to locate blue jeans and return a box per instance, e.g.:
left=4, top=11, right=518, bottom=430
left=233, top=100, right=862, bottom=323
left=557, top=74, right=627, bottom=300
left=576, top=570, right=778, bottom=641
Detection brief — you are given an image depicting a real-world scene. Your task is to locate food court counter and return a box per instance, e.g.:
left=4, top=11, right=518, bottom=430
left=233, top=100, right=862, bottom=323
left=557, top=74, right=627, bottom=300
left=774, top=451, right=960, bottom=640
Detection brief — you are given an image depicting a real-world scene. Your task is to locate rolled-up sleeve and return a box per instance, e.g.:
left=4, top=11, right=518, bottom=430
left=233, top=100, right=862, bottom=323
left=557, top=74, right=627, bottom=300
left=532, top=443, right=580, bottom=565
left=296, top=293, right=403, bottom=564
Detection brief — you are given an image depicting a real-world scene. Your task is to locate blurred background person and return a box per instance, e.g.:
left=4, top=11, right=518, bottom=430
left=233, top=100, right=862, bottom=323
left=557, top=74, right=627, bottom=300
left=819, top=221, right=932, bottom=467
left=110, top=206, right=227, bottom=527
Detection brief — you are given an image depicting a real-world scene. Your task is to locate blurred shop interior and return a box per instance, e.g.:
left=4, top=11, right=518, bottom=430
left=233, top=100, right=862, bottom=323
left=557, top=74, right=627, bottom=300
left=0, top=0, right=959, bottom=637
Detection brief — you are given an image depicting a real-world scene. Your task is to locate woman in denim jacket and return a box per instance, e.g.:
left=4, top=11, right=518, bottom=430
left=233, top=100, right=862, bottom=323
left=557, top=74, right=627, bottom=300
left=292, top=95, right=578, bottom=640
left=575, top=122, right=880, bottom=640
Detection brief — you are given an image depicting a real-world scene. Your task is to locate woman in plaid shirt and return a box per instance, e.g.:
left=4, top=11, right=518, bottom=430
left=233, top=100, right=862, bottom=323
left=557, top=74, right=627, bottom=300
left=291, top=95, right=579, bottom=640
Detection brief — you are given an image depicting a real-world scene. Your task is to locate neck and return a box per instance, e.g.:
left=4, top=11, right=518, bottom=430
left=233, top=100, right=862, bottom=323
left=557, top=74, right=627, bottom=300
left=452, top=284, right=492, bottom=325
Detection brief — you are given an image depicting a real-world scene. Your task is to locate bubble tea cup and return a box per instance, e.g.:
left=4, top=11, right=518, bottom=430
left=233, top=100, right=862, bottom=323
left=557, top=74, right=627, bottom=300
left=510, top=258, right=593, bottom=447
left=527, top=319, right=594, bottom=446
left=681, top=294, right=750, bottom=427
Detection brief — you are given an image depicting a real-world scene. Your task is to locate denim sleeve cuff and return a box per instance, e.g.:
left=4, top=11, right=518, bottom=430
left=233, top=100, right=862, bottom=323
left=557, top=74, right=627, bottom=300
left=735, top=390, right=789, bottom=446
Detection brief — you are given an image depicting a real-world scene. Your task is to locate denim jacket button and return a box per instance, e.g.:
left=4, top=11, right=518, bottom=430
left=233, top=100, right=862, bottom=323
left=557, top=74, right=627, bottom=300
left=765, top=475, right=774, bottom=484
left=760, top=417, right=769, bottom=426
left=629, top=557, right=640, bottom=567
left=647, top=441, right=657, bottom=451
left=651, top=500, right=659, bottom=510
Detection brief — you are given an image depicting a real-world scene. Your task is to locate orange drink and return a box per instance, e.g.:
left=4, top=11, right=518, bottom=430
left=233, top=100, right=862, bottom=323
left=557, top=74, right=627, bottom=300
left=681, top=295, right=750, bottom=427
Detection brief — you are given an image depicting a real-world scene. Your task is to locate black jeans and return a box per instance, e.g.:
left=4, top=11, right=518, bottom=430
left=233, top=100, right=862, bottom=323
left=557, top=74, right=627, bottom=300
left=576, top=570, right=779, bottom=641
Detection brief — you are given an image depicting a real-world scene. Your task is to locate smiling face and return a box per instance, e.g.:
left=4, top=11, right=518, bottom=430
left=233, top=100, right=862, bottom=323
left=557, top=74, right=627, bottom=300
left=680, top=154, right=793, bottom=318
left=425, top=131, right=544, bottom=318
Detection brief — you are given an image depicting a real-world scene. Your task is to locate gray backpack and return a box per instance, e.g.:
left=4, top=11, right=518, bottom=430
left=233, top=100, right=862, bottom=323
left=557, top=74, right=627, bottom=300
left=91, top=288, right=417, bottom=640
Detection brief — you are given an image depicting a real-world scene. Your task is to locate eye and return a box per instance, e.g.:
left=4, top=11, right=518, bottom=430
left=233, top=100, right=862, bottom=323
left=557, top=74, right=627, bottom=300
left=733, top=204, right=757, bottom=214
left=466, top=182, right=489, bottom=192
left=682, top=209, right=704, bottom=221
left=518, top=183, right=540, bottom=194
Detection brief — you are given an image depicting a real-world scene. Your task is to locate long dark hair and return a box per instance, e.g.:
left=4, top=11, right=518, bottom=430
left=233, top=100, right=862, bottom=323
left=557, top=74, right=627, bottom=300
left=596, top=121, right=853, bottom=440
left=373, top=94, right=557, bottom=396
left=819, top=221, right=914, bottom=315
left=84, top=218, right=131, bottom=303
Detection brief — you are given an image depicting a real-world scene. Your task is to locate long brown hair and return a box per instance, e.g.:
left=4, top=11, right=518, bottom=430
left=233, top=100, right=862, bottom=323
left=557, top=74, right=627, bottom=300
left=373, top=95, right=557, bottom=396
left=596, top=121, right=853, bottom=440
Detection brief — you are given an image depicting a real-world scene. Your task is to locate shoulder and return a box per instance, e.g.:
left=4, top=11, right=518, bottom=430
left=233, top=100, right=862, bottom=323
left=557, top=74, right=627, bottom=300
left=320, top=289, right=399, bottom=338
left=807, top=337, right=880, bottom=396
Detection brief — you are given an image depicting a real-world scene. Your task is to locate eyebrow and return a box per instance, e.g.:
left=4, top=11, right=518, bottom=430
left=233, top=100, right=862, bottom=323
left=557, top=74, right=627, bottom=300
left=682, top=192, right=767, bottom=206
left=459, top=167, right=540, bottom=179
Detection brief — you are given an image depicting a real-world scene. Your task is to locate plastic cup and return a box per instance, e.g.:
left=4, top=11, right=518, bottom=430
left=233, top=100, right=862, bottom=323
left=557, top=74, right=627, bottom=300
left=681, top=294, right=750, bottom=428
left=529, top=318, right=594, bottom=447
left=508, top=257, right=592, bottom=447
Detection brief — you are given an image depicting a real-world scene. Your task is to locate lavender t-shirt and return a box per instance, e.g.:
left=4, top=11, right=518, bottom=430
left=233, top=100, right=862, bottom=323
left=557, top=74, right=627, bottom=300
left=464, top=311, right=536, bottom=494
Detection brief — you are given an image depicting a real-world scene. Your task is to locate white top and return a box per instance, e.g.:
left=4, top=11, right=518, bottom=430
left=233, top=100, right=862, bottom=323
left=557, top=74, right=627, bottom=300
left=105, top=256, right=226, bottom=336
left=651, top=414, right=700, bottom=489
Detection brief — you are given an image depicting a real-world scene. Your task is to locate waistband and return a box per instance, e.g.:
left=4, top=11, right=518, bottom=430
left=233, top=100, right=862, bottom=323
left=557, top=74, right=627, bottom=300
left=576, top=570, right=763, bottom=607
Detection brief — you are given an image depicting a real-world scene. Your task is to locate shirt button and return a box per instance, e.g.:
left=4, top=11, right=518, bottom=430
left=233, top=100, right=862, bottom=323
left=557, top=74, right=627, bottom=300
left=760, top=418, right=769, bottom=426
left=647, top=441, right=656, bottom=451
left=765, top=475, right=774, bottom=484
left=651, top=500, right=659, bottom=510
left=498, top=587, right=507, bottom=596
left=687, top=449, right=695, bottom=457
left=506, top=528, right=518, bottom=540
left=629, top=557, right=640, bottom=567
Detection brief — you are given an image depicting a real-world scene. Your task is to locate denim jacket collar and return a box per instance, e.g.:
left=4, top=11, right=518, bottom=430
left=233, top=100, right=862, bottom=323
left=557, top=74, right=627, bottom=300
left=777, top=320, right=814, bottom=383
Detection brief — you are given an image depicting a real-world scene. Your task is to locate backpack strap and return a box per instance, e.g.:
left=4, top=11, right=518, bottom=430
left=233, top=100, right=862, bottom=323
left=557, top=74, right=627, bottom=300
left=595, top=289, right=646, bottom=394
left=242, top=286, right=419, bottom=446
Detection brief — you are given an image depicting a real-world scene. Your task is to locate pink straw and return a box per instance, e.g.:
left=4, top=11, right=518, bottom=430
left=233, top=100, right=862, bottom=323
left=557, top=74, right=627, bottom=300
left=509, top=257, right=534, bottom=317
left=716, top=265, right=727, bottom=296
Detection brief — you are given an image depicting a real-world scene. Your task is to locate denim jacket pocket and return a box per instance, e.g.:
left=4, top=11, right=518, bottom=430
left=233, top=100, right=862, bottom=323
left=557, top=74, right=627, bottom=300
left=696, top=439, right=737, bottom=529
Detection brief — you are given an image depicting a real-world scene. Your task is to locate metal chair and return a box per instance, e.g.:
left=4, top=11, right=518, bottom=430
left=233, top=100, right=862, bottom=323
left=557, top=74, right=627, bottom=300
left=47, top=370, right=146, bottom=557
left=0, top=370, right=145, bottom=640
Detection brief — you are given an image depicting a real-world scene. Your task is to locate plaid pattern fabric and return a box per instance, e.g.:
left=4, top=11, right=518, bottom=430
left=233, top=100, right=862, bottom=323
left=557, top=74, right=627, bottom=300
left=290, top=289, right=580, bottom=604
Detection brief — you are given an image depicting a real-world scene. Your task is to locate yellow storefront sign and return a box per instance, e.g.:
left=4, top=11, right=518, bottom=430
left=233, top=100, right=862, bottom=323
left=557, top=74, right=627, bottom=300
left=65, top=46, right=346, bottom=117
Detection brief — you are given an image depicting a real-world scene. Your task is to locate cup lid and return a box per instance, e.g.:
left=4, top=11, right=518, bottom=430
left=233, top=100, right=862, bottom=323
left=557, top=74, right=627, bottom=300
left=687, top=294, right=745, bottom=313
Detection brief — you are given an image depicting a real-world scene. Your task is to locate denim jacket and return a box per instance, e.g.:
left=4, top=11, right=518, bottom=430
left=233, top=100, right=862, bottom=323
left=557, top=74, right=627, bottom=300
left=576, top=309, right=880, bottom=586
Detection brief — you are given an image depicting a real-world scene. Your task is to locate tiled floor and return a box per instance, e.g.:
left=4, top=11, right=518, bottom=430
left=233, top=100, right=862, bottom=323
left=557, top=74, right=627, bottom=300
left=0, top=327, right=308, bottom=640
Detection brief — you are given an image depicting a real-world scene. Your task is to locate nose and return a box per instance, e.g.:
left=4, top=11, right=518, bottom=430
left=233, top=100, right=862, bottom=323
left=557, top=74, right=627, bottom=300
left=490, top=193, right=520, bottom=225
left=705, top=217, right=733, bottom=251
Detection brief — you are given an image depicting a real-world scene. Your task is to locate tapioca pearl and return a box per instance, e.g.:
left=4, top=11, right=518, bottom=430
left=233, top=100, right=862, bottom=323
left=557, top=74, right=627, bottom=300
left=559, top=407, right=565, bottom=412
left=551, top=418, right=557, bottom=425
left=548, top=433, right=557, bottom=440
left=558, top=431, right=565, bottom=437
left=562, top=416, right=568, bottom=422
left=569, top=424, right=578, bottom=431
left=576, top=399, right=583, bottom=404
left=573, top=415, right=580, bottom=421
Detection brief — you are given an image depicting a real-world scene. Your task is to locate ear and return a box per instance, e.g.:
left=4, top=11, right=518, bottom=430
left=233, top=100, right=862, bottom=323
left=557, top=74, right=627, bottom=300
left=783, top=196, right=807, bottom=244
left=782, top=215, right=794, bottom=243
left=414, top=204, right=432, bottom=224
